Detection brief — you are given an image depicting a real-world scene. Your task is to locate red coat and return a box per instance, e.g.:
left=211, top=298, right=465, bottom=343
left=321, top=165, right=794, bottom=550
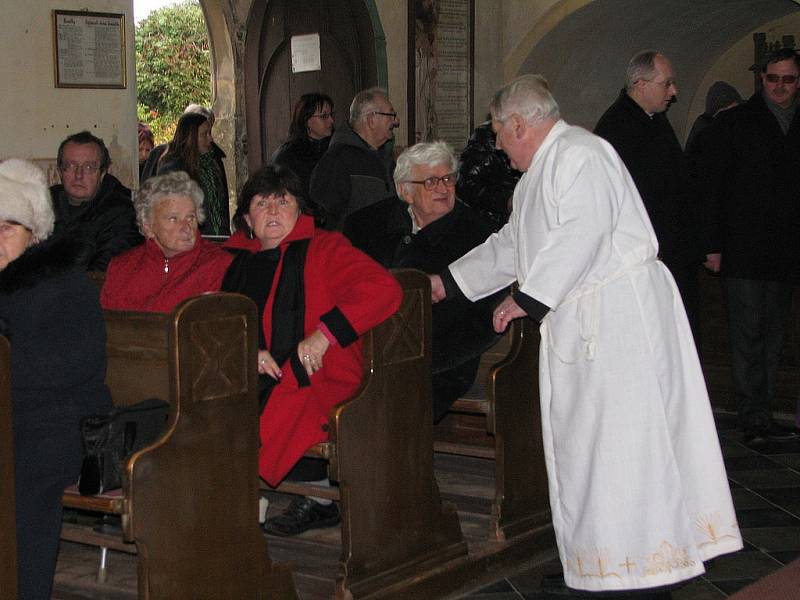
left=224, top=215, right=402, bottom=485
left=101, top=237, right=233, bottom=312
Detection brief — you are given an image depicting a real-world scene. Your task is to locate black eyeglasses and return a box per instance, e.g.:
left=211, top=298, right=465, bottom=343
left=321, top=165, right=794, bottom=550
left=765, top=74, right=798, bottom=85
left=406, top=173, right=457, bottom=191
left=373, top=111, right=398, bottom=119
left=312, top=112, right=335, bottom=120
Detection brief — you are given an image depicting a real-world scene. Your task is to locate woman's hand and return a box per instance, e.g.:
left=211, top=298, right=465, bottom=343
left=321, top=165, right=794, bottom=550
left=430, top=274, right=446, bottom=303
left=493, top=295, right=526, bottom=333
left=297, top=330, right=331, bottom=377
left=258, top=349, right=282, bottom=380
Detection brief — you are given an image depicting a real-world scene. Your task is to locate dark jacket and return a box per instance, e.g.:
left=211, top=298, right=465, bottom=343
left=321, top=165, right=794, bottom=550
left=139, top=142, right=166, bottom=183
left=344, top=197, right=502, bottom=421
left=272, top=135, right=331, bottom=200
left=691, top=92, right=800, bottom=281
left=456, top=121, right=521, bottom=230
left=594, top=90, right=705, bottom=268
left=50, top=174, right=143, bottom=272
left=309, top=123, right=395, bottom=231
left=0, top=235, right=111, bottom=599
left=156, top=143, right=230, bottom=236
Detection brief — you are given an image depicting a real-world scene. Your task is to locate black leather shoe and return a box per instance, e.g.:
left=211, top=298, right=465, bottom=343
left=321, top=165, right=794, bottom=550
left=263, top=497, right=340, bottom=536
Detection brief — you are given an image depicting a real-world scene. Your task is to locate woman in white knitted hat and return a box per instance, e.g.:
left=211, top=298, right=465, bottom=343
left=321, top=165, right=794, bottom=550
left=0, top=159, right=112, bottom=600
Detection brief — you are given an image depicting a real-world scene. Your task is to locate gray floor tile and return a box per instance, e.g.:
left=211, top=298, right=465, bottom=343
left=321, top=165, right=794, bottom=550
left=755, top=486, right=800, bottom=505
left=710, top=578, right=758, bottom=595
left=766, top=550, right=800, bottom=565
left=739, top=526, right=800, bottom=551
left=730, top=488, right=773, bottom=510
left=770, top=453, right=800, bottom=469
left=702, top=550, right=782, bottom=582
left=720, top=440, right=760, bottom=459
left=728, top=468, right=800, bottom=489
left=672, top=578, right=726, bottom=600
left=724, top=455, right=786, bottom=471
left=735, top=507, right=800, bottom=527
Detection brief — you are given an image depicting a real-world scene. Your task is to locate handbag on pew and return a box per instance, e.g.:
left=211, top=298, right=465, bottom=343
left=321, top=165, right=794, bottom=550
left=77, top=398, right=170, bottom=495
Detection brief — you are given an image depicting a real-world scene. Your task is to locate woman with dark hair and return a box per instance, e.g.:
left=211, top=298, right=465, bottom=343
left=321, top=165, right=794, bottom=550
left=222, top=164, right=401, bottom=536
left=0, top=159, right=111, bottom=599
left=272, top=93, right=335, bottom=197
left=158, top=112, right=230, bottom=236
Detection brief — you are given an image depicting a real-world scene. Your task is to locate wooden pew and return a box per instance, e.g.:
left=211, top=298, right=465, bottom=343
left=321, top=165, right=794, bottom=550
left=0, top=337, right=17, bottom=599
left=61, top=293, right=296, bottom=599
left=434, top=317, right=552, bottom=542
left=268, top=269, right=469, bottom=598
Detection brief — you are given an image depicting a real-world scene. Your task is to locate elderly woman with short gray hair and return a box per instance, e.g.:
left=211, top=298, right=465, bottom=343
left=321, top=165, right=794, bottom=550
left=344, top=140, right=504, bottom=422
left=101, top=170, right=232, bottom=312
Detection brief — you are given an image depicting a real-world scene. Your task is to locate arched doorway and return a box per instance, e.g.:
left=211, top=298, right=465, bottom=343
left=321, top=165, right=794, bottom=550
left=243, top=0, right=385, bottom=171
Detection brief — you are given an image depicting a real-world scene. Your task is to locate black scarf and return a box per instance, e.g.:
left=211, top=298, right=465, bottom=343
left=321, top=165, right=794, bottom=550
left=222, top=239, right=311, bottom=411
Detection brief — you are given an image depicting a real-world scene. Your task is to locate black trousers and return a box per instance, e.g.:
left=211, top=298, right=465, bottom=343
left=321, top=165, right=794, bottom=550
left=723, top=276, right=793, bottom=433
left=14, top=414, right=84, bottom=600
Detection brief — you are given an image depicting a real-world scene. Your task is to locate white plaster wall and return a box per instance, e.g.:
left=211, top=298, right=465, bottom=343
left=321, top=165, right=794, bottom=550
left=685, top=12, right=800, bottom=144
left=0, top=0, right=137, bottom=188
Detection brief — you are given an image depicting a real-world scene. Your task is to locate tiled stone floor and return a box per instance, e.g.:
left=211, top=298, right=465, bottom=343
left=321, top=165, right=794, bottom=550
left=52, top=411, right=800, bottom=599
left=459, top=412, right=800, bottom=599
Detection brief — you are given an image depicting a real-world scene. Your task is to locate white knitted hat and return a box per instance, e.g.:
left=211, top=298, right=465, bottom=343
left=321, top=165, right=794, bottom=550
left=0, top=159, right=55, bottom=241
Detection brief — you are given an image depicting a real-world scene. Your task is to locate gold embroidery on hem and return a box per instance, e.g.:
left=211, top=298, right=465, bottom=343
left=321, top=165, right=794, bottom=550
left=694, top=512, right=741, bottom=549
left=643, top=541, right=695, bottom=576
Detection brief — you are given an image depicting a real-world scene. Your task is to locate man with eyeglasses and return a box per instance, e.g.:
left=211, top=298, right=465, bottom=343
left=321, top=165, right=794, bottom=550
left=309, top=87, right=399, bottom=231
left=50, top=131, right=142, bottom=271
left=595, top=50, right=706, bottom=346
left=693, top=47, right=800, bottom=444
left=344, top=141, right=502, bottom=421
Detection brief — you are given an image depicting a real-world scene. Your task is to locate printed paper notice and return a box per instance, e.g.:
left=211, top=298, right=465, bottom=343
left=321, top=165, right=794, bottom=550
left=291, top=34, right=321, bottom=74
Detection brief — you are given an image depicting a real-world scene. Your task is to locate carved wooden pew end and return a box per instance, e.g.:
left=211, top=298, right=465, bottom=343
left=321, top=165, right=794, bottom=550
left=60, top=293, right=296, bottom=599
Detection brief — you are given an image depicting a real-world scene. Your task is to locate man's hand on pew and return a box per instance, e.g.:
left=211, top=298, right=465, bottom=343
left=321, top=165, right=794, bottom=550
left=258, top=349, right=282, bottom=380
left=298, top=330, right=330, bottom=377
left=493, top=295, right=525, bottom=333
left=430, top=274, right=446, bottom=303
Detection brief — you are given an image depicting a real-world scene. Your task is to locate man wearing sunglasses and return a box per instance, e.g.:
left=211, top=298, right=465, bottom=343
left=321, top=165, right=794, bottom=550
left=310, top=87, right=399, bottom=231
left=694, top=47, right=800, bottom=445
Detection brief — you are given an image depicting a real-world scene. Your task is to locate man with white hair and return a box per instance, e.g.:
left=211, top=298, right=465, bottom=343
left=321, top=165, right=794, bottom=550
left=309, top=87, right=399, bottom=230
left=431, top=75, right=742, bottom=598
left=344, top=140, right=501, bottom=422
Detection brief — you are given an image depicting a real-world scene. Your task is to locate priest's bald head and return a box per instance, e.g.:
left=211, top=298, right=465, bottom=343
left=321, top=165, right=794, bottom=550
left=489, top=75, right=560, bottom=172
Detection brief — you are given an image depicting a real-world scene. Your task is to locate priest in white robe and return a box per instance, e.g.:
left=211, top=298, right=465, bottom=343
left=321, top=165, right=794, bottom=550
left=431, top=75, right=742, bottom=596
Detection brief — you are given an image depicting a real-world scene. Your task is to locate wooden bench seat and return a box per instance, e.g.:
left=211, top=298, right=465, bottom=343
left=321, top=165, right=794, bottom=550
left=263, top=269, right=469, bottom=599
left=434, top=317, right=552, bottom=542
left=59, top=293, right=296, bottom=599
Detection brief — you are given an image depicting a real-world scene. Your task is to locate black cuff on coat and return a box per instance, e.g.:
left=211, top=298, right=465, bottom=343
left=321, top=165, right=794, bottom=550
left=320, top=306, right=359, bottom=347
left=440, top=268, right=466, bottom=301
left=512, top=289, right=550, bottom=323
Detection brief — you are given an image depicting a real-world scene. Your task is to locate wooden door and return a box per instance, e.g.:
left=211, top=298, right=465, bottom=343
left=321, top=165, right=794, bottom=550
left=244, top=0, right=380, bottom=171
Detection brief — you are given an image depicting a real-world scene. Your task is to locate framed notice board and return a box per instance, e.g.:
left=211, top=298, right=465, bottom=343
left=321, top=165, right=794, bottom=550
left=53, top=10, right=126, bottom=88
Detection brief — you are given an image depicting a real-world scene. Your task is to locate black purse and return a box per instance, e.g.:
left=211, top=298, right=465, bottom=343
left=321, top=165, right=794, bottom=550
left=78, top=398, right=170, bottom=495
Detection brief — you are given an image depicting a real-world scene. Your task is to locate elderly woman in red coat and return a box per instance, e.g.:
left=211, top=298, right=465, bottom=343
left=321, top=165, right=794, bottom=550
left=222, top=164, right=401, bottom=536
left=101, top=171, right=233, bottom=311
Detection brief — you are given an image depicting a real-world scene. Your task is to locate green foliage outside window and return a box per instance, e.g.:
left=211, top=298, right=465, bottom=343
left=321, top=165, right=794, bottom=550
left=136, top=0, right=211, bottom=144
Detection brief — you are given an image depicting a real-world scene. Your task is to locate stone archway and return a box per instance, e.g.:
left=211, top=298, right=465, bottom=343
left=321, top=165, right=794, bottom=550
left=197, top=0, right=240, bottom=202
left=508, top=0, right=800, bottom=136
